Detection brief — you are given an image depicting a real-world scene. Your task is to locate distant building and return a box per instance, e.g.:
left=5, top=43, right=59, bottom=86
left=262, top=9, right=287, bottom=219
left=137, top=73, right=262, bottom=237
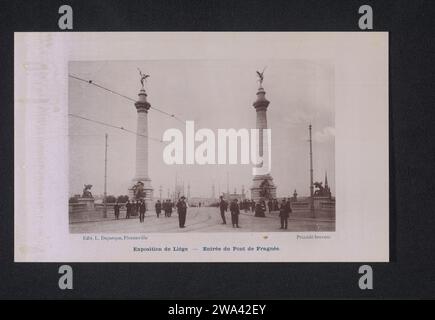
left=223, top=192, right=246, bottom=202
left=188, top=197, right=216, bottom=207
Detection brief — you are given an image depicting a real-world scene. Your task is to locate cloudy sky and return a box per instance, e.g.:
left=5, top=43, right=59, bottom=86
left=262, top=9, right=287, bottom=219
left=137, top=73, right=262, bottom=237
left=69, top=59, right=334, bottom=198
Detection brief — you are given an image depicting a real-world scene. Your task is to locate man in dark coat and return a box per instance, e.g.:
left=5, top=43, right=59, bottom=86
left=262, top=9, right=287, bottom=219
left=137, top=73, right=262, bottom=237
left=165, top=200, right=173, bottom=217
left=243, top=200, right=249, bottom=213
left=114, top=201, right=120, bottom=220
left=125, top=200, right=132, bottom=219
left=162, top=200, right=167, bottom=217
left=155, top=200, right=162, bottom=218
left=274, top=199, right=279, bottom=211
left=218, top=196, right=228, bottom=224
left=267, top=199, right=273, bottom=212
left=176, top=196, right=187, bottom=228
left=279, top=198, right=291, bottom=229
left=139, top=200, right=146, bottom=223
left=165, top=200, right=171, bottom=217
left=131, top=201, right=136, bottom=216
left=135, top=200, right=140, bottom=217
left=230, top=199, right=240, bottom=228
left=169, top=200, right=174, bottom=217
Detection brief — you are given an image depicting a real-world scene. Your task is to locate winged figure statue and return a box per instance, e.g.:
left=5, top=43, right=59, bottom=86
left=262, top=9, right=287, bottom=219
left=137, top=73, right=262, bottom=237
left=137, top=68, right=150, bottom=89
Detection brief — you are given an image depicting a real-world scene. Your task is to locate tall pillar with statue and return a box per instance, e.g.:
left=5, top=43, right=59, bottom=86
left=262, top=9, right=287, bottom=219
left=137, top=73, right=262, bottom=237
left=250, top=69, right=277, bottom=202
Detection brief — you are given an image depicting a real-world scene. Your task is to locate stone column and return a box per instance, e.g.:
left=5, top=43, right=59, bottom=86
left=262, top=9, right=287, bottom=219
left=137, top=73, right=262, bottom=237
left=129, top=89, right=153, bottom=203
left=250, top=86, right=277, bottom=202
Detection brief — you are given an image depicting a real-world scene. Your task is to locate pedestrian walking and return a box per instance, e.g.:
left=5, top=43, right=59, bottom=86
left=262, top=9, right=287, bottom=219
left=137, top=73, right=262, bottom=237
left=155, top=200, right=162, bottom=218
left=230, top=199, right=240, bottom=228
left=139, top=200, right=146, bottom=223
left=219, top=196, right=228, bottom=224
left=114, top=201, right=120, bottom=220
left=267, top=199, right=273, bottom=212
left=125, top=200, right=132, bottom=219
left=135, top=200, right=140, bottom=217
left=279, top=199, right=290, bottom=229
left=176, top=196, right=188, bottom=228
left=168, top=200, right=173, bottom=217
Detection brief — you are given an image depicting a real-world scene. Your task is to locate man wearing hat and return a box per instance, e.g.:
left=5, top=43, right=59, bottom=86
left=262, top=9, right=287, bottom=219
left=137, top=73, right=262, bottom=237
left=229, top=198, right=241, bottom=228
left=176, top=196, right=188, bottom=228
left=139, top=200, right=146, bottom=223
left=218, top=195, right=228, bottom=224
left=279, top=198, right=291, bottom=229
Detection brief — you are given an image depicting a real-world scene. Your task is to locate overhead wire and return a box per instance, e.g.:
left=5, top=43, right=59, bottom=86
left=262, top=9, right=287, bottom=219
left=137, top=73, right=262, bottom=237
left=68, top=74, right=186, bottom=124
left=68, top=113, right=163, bottom=143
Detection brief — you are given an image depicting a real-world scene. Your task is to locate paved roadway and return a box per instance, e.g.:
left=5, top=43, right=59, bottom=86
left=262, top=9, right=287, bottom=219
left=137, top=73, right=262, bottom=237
left=70, top=207, right=335, bottom=233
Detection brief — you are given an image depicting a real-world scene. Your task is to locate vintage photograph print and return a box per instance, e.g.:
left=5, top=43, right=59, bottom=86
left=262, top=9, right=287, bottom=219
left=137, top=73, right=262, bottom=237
left=15, top=32, right=388, bottom=262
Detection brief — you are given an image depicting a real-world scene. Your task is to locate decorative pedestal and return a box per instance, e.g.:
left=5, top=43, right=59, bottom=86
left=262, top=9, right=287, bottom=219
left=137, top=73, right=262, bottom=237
left=77, top=197, right=95, bottom=211
left=129, top=179, right=154, bottom=206
left=251, top=174, right=277, bottom=201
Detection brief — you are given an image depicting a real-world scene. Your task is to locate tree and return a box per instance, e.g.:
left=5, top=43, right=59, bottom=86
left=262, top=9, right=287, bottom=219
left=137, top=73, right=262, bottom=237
left=104, top=195, right=117, bottom=204
left=69, top=196, right=79, bottom=204
left=117, top=195, right=129, bottom=203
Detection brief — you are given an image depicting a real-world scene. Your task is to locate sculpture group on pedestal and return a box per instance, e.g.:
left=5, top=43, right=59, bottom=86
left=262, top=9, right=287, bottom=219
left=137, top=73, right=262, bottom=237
left=313, top=182, right=331, bottom=198
left=132, top=181, right=146, bottom=200
left=81, top=184, right=93, bottom=198
left=78, top=184, right=95, bottom=211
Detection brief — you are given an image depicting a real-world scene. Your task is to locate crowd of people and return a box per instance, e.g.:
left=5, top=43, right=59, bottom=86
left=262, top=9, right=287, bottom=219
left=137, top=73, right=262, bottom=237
left=218, top=196, right=292, bottom=229
left=112, top=196, right=292, bottom=230
left=155, top=199, right=177, bottom=218
left=112, top=197, right=188, bottom=228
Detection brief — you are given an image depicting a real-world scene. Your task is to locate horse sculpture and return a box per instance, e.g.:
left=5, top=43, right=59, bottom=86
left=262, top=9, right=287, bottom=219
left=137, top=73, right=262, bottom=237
left=82, top=184, right=93, bottom=198
left=314, top=181, right=328, bottom=197
left=132, top=181, right=145, bottom=200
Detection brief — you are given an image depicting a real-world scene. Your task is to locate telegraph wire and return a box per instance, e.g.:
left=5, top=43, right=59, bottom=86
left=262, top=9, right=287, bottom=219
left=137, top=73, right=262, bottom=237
left=68, top=74, right=186, bottom=124
left=68, top=113, right=163, bottom=143
left=69, top=74, right=135, bottom=102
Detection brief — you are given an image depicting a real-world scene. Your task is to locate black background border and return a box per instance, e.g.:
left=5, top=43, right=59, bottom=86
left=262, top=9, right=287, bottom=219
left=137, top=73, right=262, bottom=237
left=0, top=0, right=434, bottom=299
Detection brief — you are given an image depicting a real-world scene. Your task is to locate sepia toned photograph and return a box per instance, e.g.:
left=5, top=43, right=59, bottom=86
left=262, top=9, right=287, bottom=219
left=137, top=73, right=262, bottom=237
left=68, top=60, right=335, bottom=234
left=15, top=32, right=388, bottom=262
